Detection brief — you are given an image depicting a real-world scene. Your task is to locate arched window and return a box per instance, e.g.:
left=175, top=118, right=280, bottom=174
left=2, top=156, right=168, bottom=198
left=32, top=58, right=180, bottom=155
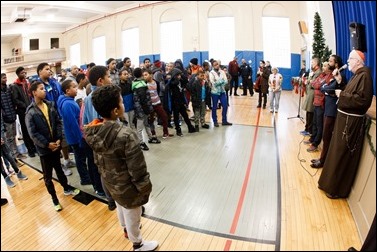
left=262, top=3, right=290, bottom=68
left=122, top=27, right=139, bottom=67
left=208, top=17, right=235, bottom=64
left=70, top=43, right=80, bottom=66
left=160, top=20, right=182, bottom=62
left=92, top=36, right=106, bottom=65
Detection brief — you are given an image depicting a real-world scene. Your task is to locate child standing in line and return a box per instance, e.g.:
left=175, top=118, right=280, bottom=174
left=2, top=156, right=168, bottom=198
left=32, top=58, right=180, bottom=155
left=25, top=81, right=80, bottom=212
left=119, top=68, right=135, bottom=129
left=84, top=84, right=158, bottom=251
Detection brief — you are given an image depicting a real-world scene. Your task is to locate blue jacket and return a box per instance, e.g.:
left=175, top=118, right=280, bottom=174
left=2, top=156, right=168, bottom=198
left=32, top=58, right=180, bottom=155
left=83, top=85, right=100, bottom=125
left=57, top=95, right=82, bottom=145
left=37, top=77, right=63, bottom=111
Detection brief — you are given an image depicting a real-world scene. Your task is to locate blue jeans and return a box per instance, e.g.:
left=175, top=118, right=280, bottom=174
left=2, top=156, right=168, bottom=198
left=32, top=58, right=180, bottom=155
left=211, top=93, right=228, bottom=124
left=70, top=142, right=91, bottom=184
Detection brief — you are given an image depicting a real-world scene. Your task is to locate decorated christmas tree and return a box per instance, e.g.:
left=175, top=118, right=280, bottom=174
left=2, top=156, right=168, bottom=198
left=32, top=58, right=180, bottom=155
left=312, top=12, right=332, bottom=64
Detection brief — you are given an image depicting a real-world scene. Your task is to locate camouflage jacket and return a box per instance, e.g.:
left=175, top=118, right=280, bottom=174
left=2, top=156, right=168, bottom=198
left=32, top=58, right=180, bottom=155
left=84, top=119, right=152, bottom=208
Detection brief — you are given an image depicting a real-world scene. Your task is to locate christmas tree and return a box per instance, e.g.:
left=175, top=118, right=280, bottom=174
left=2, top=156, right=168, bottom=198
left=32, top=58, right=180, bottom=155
left=312, top=12, right=332, bottom=64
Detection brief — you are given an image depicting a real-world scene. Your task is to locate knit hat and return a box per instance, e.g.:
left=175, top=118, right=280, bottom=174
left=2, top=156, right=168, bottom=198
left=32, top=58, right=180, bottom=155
left=190, top=58, right=198, bottom=66
left=154, top=60, right=162, bottom=68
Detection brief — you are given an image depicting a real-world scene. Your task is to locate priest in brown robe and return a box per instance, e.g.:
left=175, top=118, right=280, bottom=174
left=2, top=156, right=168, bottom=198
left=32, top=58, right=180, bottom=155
left=318, top=49, right=373, bottom=199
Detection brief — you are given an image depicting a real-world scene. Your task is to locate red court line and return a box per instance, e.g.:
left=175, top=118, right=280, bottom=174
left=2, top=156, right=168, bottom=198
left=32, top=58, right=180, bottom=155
left=224, top=108, right=262, bottom=250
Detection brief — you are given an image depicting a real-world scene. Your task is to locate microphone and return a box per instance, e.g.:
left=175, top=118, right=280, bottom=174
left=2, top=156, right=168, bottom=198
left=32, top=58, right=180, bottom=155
left=338, top=64, right=348, bottom=73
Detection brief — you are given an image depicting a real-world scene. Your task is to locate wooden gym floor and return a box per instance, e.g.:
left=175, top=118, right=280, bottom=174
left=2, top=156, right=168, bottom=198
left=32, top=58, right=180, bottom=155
left=1, top=90, right=361, bottom=251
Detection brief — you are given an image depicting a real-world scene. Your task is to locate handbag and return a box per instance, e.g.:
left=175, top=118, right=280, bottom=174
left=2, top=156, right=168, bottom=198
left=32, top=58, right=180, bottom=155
left=254, top=76, right=261, bottom=93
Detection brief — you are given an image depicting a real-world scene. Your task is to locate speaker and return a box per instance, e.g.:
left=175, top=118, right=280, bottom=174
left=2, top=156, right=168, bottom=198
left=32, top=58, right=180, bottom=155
left=349, top=22, right=367, bottom=52
left=298, top=21, right=308, bottom=34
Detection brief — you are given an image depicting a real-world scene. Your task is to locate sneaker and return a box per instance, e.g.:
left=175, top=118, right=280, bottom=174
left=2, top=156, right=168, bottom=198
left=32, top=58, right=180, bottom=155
left=5, top=176, right=16, bottom=188
left=133, top=240, right=159, bottom=251
left=28, top=152, right=36, bottom=158
left=300, top=130, right=311, bottom=136
left=307, top=145, right=318, bottom=152
left=275, top=110, right=278, bottom=113
left=214, top=123, right=219, bottom=127
left=64, top=188, right=80, bottom=196
left=148, top=137, right=161, bottom=144
left=1, top=198, right=8, bottom=206
left=270, top=110, right=274, bottom=113
left=62, top=166, right=72, bottom=176
left=310, top=160, right=323, bottom=169
left=303, top=140, right=312, bottom=145
left=80, top=180, right=92, bottom=185
left=162, top=133, right=174, bottom=139
left=16, top=153, right=27, bottom=159
left=222, top=122, right=233, bottom=126
left=96, top=191, right=106, bottom=197
left=16, top=171, right=28, bottom=180
left=257, top=105, right=261, bottom=108
left=54, top=203, right=63, bottom=212
left=64, top=160, right=76, bottom=168
left=140, top=142, right=149, bottom=151
left=201, top=124, right=209, bottom=129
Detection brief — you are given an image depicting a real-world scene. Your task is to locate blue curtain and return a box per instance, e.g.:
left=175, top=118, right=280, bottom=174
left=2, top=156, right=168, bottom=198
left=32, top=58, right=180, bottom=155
left=332, top=1, right=376, bottom=95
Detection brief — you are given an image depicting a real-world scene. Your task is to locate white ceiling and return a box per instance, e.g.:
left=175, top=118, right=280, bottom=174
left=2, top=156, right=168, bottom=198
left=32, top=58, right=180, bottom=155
left=1, top=1, right=161, bottom=43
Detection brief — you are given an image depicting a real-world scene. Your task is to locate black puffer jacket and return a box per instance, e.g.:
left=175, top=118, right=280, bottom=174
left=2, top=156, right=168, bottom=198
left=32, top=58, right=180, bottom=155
left=25, top=100, right=62, bottom=156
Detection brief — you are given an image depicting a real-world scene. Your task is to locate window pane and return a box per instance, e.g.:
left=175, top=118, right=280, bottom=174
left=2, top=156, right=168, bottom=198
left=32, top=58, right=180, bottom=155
left=51, top=38, right=59, bottom=49
left=160, top=21, right=182, bottom=62
left=92, top=36, right=106, bottom=65
left=208, top=17, right=235, bottom=64
left=122, top=28, right=139, bottom=67
left=30, top=39, right=39, bottom=51
left=262, top=17, right=291, bottom=68
left=70, top=43, right=80, bottom=66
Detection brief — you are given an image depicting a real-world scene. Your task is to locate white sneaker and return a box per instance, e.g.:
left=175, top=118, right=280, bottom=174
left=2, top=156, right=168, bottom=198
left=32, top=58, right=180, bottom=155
left=64, top=188, right=80, bottom=196
left=64, top=160, right=76, bottom=168
left=62, top=166, right=72, bottom=176
left=134, top=240, right=158, bottom=251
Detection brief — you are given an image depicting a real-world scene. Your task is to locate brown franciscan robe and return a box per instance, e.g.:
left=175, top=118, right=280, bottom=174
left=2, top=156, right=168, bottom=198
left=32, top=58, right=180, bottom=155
left=318, top=66, right=373, bottom=198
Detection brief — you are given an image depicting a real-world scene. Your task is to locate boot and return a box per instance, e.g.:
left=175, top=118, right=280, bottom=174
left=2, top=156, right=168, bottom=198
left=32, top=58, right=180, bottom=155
left=176, top=127, right=183, bottom=137
left=188, top=125, right=196, bottom=133
left=5, top=176, right=16, bottom=188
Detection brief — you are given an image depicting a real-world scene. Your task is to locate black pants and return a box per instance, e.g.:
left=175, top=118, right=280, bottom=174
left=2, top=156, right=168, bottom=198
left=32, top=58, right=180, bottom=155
left=242, top=76, right=253, bottom=95
left=40, top=151, right=72, bottom=204
left=230, top=75, right=239, bottom=95
left=258, top=92, right=267, bottom=107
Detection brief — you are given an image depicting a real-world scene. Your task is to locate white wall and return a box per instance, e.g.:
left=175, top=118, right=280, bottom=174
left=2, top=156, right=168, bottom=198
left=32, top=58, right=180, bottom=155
left=22, top=33, right=63, bottom=52
left=63, top=1, right=335, bottom=66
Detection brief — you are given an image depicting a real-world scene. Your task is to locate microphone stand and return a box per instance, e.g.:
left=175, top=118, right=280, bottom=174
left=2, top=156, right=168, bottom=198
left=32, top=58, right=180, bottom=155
left=287, top=77, right=305, bottom=123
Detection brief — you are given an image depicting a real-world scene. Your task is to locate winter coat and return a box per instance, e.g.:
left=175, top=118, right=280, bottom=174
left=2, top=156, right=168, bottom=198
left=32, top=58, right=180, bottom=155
left=25, top=100, right=62, bottom=156
left=132, top=79, right=153, bottom=118
left=84, top=119, right=152, bottom=209
left=187, top=77, right=211, bottom=108
left=1, top=84, right=17, bottom=123
left=10, top=78, right=31, bottom=113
